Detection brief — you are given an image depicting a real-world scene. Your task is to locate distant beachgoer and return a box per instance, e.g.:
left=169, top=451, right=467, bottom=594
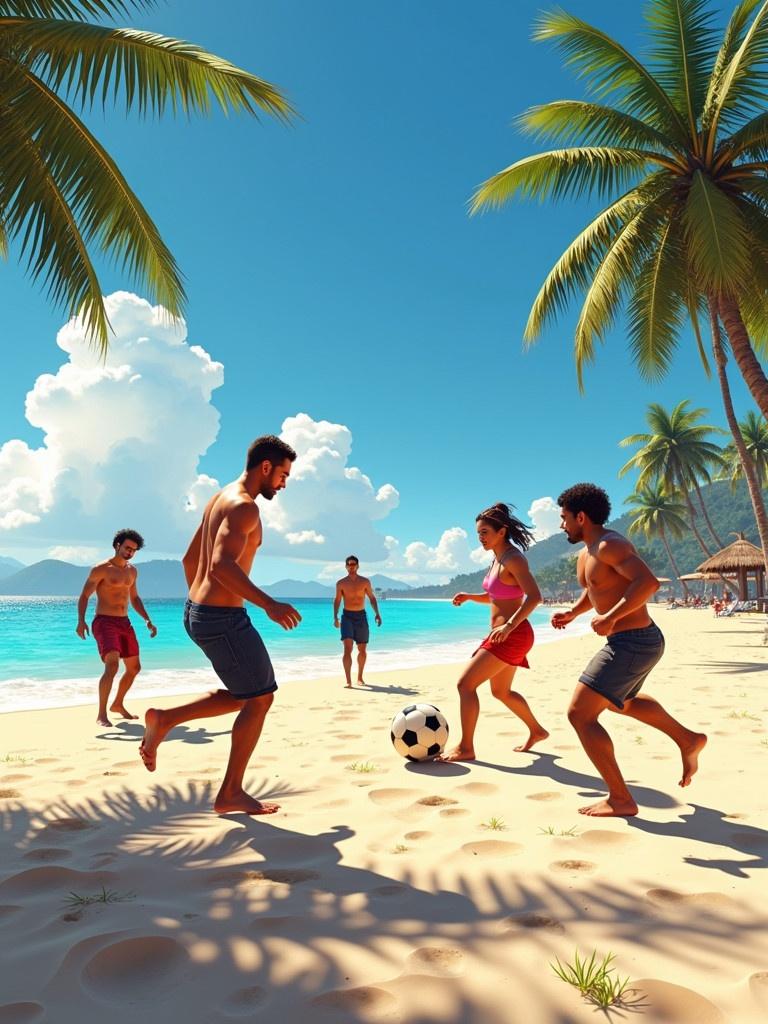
left=552, top=482, right=707, bottom=817
left=139, top=435, right=302, bottom=815
left=76, top=529, right=157, bottom=727
left=438, top=503, right=548, bottom=761
left=333, top=556, right=382, bottom=687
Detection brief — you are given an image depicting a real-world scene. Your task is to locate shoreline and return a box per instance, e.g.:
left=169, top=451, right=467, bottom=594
left=0, top=614, right=590, bottom=715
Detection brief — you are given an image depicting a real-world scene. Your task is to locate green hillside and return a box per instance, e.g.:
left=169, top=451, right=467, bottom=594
left=392, top=480, right=760, bottom=598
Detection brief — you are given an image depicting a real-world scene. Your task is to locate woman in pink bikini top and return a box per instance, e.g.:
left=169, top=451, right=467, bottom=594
left=437, top=502, right=548, bottom=763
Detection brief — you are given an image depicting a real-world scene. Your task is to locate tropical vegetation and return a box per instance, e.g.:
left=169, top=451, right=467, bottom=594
left=625, top=482, right=691, bottom=598
left=470, top=0, right=768, bottom=570
left=0, top=0, right=293, bottom=351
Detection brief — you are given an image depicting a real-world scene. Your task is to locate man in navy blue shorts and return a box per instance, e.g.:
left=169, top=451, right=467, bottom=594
left=552, top=483, right=707, bottom=818
left=333, top=556, right=382, bottom=687
left=139, top=435, right=302, bottom=815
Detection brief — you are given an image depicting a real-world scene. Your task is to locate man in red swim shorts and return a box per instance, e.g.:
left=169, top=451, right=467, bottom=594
left=76, top=529, right=157, bottom=727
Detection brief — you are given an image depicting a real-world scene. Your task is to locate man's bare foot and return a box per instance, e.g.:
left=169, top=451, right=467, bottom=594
left=139, top=707, right=169, bottom=772
left=345, top=682, right=352, bottom=688
left=109, top=704, right=138, bottom=721
left=96, top=714, right=112, bottom=728
left=514, top=727, right=549, bottom=753
left=579, top=796, right=638, bottom=817
left=436, top=746, right=476, bottom=763
left=213, top=792, right=280, bottom=815
left=679, top=732, right=707, bottom=787
left=357, top=678, right=367, bottom=686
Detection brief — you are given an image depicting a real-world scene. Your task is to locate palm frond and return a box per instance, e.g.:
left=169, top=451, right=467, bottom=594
left=683, top=170, right=750, bottom=292
left=0, top=1, right=154, bottom=16
left=533, top=7, right=689, bottom=144
left=2, top=63, right=186, bottom=348
left=644, top=0, right=718, bottom=139
left=518, top=99, right=677, bottom=151
left=0, top=106, right=109, bottom=344
left=1, top=19, right=294, bottom=120
left=702, top=0, right=768, bottom=146
left=719, top=110, right=768, bottom=159
left=627, top=218, right=687, bottom=381
left=470, top=147, right=656, bottom=213
left=0, top=219, right=8, bottom=258
left=684, top=282, right=711, bottom=374
left=524, top=173, right=669, bottom=341
left=703, top=0, right=763, bottom=130
left=573, top=197, right=672, bottom=388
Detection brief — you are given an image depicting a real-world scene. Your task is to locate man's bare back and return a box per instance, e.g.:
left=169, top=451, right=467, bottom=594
left=188, top=482, right=263, bottom=607
left=577, top=530, right=653, bottom=634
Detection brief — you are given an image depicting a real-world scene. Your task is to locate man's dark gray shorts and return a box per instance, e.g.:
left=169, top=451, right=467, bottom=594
left=340, top=610, right=369, bottom=644
left=579, top=622, right=664, bottom=710
left=184, top=600, right=277, bottom=700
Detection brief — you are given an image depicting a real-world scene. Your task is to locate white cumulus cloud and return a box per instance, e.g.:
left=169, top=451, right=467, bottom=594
left=261, top=413, right=400, bottom=560
left=528, top=496, right=561, bottom=542
left=0, top=292, right=223, bottom=553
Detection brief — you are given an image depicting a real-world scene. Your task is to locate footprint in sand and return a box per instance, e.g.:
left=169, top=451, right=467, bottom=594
left=90, top=852, right=118, bottom=868
left=549, top=860, right=596, bottom=873
left=732, top=831, right=768, bottom=849
left=577, top=830, right=631, bottom=847
left=749, top=972, right=768, bottom=1011
left=368, top=788, right=418, bottom=805
left=219, top=986, right=267, bottom=1016
left=0, top=1004, right=45, bottom=1024
left=0, top=775, right=31, bottom=783
left=503, top=912, right=564, bottom=933
left=406, top=947, right=464, bottom=977
left=34, top=757, right=59, bottom=765
left=206, top=868, right=320, bottom=888
left=453, top=782, right=498, bottom=797
left=440, top=807, right=469, bottom=818
left=417, top=796, right=458, bottom=807
left=37, top=817, right=94, bottom=835
left=330, top=753, right=370, bottom=763
left=0, top=867, right=118, bottom=898
left=310, top=985, right=398, bottom=1020
left=250, top=915, right=300, bottom=931
left=22, top=848, right=72, bottom=863
left=631, top=979, right=725, bottom=1022
left=371, top=884, right=407, bottom=899
left=404, top=831, right=432, bottom=841
left=461, top=840, right=522, bottom=858
left=0, top=789, right=21, bottom=799
left=645, top=888, right=741, bottom=912
left=81, top=936, right=190, bottom=1003
left=526, top=791, right=561, bottom=801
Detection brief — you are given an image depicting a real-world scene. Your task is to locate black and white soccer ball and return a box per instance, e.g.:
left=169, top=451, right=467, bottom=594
left=391, top=703, right=449, bottom=761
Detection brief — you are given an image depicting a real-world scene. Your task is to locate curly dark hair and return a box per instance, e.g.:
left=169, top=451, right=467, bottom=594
left=476, top=503, right=535, bottom=551
left=556, top=483, right=611, bottom=526
left=112, top=529, right=145, bottom=551
left=246, top=434, right=297, bottom=470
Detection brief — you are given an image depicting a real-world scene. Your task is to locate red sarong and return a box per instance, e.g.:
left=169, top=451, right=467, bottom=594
left=476, top=619, right=534, bottom=668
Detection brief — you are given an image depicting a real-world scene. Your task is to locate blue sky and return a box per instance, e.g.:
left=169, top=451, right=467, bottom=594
left=0, top=0, right=754, bottom=582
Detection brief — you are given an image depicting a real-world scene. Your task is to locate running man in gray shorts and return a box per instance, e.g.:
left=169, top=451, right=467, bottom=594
left=551, top=483, right=707, bottom=819
left=140, top=434, right=302, bottom=815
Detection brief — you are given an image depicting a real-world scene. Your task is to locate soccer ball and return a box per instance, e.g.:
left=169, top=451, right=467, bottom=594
left=391, top=703, right=449, bottom=761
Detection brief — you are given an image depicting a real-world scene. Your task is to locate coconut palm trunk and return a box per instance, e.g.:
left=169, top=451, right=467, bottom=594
left=691, top=478, right=724, bottom=549
left=659, top=523, right=689, bottom=600
left=678, top=478, right=713, bottom=559
left=709, top=299, right=768, bottom=580
left=718, top=296, right=768, bottom=423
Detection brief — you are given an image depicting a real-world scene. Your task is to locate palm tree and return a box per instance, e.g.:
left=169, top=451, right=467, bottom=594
left=619, top=400, right=725, bottom=555
left=709, top=306, right=768, bottom=570
left=470, top=1, right=768, bottom=429
left=721, top=409, right=768, bottom=486
left=625, top=482, right=691, bottom=598
left=0, top=0, right=294, bottom=352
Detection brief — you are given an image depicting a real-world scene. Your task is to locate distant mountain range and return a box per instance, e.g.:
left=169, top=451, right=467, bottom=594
left=386, top=479, right=762, bottom=598
left=0, top=560, right=413, bottom=599
left=0, top=556, right=25, bottom=581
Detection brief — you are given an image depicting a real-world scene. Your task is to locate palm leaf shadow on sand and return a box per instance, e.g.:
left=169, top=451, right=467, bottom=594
left=1, top=782, right=765, bottom=1023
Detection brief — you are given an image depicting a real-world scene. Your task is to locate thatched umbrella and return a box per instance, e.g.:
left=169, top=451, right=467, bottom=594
left=696, top=533, right=765, bottom=602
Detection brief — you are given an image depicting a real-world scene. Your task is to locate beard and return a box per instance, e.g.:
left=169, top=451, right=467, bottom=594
left=565, top=532, right=581, bottom=545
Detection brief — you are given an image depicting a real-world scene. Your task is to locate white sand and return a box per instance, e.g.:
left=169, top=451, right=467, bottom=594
left=1, top=606, right=767, bottom=1023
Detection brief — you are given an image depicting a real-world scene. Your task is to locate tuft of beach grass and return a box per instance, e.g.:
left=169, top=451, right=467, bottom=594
left=63, top=886, right=135, bottom=907
left=551, top=949, right=631, bottom=1008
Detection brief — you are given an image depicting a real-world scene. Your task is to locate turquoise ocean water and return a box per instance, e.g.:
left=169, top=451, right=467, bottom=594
left=0, top=597, right=583, bottom=713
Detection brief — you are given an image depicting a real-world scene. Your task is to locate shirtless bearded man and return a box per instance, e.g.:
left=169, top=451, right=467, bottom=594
left=552, top=483, right=707, bottom=817
left=139, top=435, right=301, bottom=815
left=333, top=556, right=381, bottom=687
left=76, top=529, right=157, bottom=727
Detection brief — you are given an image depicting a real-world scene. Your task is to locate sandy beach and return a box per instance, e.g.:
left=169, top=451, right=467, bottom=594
left=1, top=606, right=767, bottom=1023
